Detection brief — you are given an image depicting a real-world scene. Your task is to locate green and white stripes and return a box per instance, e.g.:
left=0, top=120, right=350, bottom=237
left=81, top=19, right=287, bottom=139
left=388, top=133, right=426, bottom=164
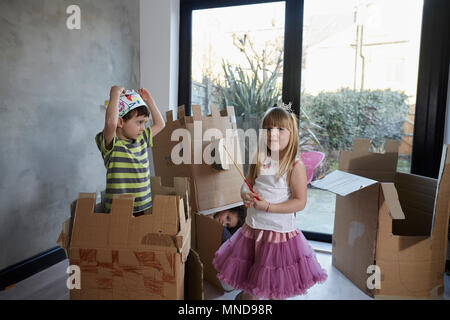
left=95, top=127, right=153, bottom=213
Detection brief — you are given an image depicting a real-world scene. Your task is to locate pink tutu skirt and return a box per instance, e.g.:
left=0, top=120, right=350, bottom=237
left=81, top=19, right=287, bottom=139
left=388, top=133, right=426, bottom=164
left=213, top=223, right=328, bottom=300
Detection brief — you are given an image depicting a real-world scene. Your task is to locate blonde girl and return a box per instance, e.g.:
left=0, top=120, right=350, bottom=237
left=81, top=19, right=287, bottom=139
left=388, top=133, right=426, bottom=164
left=213, top=106, right=327, bottom=300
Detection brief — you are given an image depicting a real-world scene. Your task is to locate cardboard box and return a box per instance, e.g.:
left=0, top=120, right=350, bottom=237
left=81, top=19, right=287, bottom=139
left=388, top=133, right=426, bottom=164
left=57, top=177, right=203, bottom=300
left=311, top=139, right=450, bottom=299
left=191, top=203, right=245, bottom=293
left=153, top=105, right=244, bottom=212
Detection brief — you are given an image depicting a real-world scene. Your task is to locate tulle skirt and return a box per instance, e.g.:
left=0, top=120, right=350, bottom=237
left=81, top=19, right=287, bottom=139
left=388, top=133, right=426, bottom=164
left=212, top=223, right=328, bottom=300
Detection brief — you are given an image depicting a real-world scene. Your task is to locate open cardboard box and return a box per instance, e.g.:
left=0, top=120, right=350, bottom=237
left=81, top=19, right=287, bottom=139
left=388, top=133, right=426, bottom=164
left=153, top=105, right=244, bottom=213
left=57, top=177, right=203, bottom=300
left=192, top=202, right=244, bottom=293
left=311, top=139, right=450, bottom=299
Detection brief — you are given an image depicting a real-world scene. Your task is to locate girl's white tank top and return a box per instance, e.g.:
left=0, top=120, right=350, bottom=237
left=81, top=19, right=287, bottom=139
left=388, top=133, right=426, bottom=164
left=244, top=155, right=302, bottom=233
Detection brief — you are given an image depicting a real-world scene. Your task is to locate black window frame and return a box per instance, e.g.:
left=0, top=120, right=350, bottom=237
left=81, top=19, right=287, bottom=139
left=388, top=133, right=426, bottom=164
left=179, top=0, right=450, bottom=244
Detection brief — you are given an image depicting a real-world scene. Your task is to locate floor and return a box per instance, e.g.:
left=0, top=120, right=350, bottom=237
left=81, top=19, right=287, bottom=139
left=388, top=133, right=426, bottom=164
left=296, top=188, right=336, bottom=234
left=1, top=241, right=449, bottom=300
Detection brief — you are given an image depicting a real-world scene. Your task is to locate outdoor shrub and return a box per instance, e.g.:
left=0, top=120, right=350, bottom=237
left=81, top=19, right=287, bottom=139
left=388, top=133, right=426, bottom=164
left=301, top=88, right=409, bottom=151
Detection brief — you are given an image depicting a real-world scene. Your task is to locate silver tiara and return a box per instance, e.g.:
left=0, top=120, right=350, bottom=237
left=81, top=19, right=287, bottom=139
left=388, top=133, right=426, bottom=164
left=280, top=102, right=294, bottom=113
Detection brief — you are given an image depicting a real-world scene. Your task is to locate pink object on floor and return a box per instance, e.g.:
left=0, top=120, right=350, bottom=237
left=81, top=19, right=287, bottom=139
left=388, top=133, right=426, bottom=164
left=300, top=151, right=325, bottom=184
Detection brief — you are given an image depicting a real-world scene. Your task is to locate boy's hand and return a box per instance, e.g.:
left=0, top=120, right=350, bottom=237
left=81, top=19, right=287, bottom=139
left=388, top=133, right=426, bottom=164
left=138, top=87, right=166, bottom=137
left=110, top=86, right=125, bottom=99
left=138, top=88, right=152, bottom=102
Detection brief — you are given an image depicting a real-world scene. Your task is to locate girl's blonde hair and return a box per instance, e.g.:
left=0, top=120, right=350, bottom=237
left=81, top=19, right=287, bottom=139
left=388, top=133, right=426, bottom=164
left=247, top=107, right=299, bottom=185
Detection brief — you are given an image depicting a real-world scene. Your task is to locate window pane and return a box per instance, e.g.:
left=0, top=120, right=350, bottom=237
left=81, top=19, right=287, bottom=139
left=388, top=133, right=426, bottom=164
left=191, top=2, right=285, bottom=172
left=298, top=0, right=424, bottom=234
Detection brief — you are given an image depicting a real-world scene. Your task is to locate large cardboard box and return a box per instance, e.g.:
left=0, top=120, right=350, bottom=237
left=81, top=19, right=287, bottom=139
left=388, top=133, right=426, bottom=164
left=57, top=177, right=203, bottom=300
left=311, top=139, right=450, bottom=299
left=153, top=105, right=244, bottom=213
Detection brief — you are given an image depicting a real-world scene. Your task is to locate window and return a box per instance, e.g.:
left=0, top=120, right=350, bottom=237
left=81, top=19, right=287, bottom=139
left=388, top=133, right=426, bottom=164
left=179, top=0, right=450, bottom=243
left=297, top=0, right=424, bottom=235
left=191, top=2, right=285, bottom=129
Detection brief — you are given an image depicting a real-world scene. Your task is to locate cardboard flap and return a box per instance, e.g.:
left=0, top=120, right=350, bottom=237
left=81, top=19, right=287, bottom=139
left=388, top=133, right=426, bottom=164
left=311, top=170, right=378, bottom=196
left=205, top=139, right=229, bottom=170
left=194, top=213, right=224, bottom=290
left=430, top=144, right=450, bottom=243
left=206, top=135, right=242, bottom=171
left=210, top=105, right=221, bottom=118
left=353, top=139, right=371, bottom=153
left=179, top=217, right=192, bottom=263
left=185, top=249, right=204, bottom=300
left=57, top=218, right=71, bottom=257
left=223, top=106, right=237, bottom=127
left=151, top=176, right=190, bottom=219
left=177, top=105, right=186, bottom=120
left=108, top=194, right=135, bottom=247
left=192, top=105, right=202, bottom=121
left=385, top=140, right=399, bottom=153
left=197, top=201, right=244, bottom=215
left=166, top=110, right=173, bottom=122
left=150, top=195, right=180, bottom=235
left=70, top=193, right=108, bottom=249
left=338, top=139, right=399, bottom=180
left=380, top=183, right=405, bottom=220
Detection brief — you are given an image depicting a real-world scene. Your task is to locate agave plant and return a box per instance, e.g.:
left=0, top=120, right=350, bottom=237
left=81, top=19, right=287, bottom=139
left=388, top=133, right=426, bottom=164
left=221, top=60, right=282, bottom=119
left=299, top=107, right=325, bottom=152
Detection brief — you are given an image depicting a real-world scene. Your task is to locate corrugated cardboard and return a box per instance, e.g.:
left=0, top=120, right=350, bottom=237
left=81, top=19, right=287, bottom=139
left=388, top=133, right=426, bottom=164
left=153, top=105, right=244, bottom=212
left=191, top=211, right=226, bottom=293
left=311, top=139, right=450, bottom=299
left=57, top=177, right=203, bottom=300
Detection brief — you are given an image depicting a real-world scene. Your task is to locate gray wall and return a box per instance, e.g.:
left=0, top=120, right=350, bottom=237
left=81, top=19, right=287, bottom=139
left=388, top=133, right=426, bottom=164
left=0, top=0, right=140, bottom=270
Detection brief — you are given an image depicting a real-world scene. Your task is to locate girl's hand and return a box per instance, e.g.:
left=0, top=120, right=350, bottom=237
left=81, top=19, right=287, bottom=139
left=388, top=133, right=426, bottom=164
left=138, top=88, right=152, bottom=102
left=242, top=192, right=259, bottom=208
left=252, top=195, right=269, bottom=212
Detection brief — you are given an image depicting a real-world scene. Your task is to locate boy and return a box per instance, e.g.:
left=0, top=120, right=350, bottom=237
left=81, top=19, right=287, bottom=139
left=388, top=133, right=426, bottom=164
left=95, top=85, right=165, bottom=215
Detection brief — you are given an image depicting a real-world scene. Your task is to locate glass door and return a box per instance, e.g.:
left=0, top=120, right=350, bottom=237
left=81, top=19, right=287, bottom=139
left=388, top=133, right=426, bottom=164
left=297, top=0, right=424, bottom=234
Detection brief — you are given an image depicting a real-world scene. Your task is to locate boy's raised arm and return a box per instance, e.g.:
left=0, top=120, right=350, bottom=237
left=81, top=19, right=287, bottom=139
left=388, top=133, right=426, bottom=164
left=104, top=86, right=124, bottom=149
left=138, top=88, right=165, bottom=137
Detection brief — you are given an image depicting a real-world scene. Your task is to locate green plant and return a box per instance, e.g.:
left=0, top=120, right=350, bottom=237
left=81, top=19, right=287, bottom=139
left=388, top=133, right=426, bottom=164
left=301, top=88, right=410, bottom=152
left=221, top=61, right=282, bottom=118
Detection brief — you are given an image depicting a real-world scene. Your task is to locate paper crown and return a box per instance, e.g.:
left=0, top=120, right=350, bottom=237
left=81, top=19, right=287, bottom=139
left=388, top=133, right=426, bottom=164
left=118, top=90, right=148, bottom=117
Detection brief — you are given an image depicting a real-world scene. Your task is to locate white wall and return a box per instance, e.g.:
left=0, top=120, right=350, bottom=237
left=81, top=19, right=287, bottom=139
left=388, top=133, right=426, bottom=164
left=140, top=0, right=179, bottom=116
left=140, top=0, right=180, bottom=173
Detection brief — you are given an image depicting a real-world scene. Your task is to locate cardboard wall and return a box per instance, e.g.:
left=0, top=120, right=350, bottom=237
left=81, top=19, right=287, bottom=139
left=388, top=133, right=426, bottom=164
left=60, top=176, right=200, bottom=300
left=153, top=105, right=244, bottom=212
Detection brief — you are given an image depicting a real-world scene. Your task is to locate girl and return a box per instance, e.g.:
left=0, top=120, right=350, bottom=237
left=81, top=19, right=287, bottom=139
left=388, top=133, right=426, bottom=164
left=213, top=106, right=327, bottom=300
left=209, top=206, right=247, bottom=243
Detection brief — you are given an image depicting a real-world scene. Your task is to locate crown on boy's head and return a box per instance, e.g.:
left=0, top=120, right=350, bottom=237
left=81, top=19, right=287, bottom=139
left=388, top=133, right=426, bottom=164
left=118, top=89, right=148, bottom=117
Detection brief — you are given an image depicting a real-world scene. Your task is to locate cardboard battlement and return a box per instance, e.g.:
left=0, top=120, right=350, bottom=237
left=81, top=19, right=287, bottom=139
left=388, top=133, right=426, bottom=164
left=338, top=138, right=399, bottom=182
left=56, top=177, right=203, bottom=300
left=154, top=105, right=244, bottom=212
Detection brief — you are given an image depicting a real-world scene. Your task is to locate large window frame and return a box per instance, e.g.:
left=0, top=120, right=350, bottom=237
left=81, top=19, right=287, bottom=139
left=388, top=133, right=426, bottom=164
left=179, top=0, right=450, bottom=243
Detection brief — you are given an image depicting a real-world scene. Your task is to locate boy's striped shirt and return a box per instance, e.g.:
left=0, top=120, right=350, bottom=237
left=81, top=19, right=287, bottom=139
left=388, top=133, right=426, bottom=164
left=95, top=127, right=152, bottom=213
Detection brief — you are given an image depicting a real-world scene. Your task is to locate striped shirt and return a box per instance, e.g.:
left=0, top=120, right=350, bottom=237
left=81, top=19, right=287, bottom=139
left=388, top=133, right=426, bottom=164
left=95, top=127, right=153, bottom=213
